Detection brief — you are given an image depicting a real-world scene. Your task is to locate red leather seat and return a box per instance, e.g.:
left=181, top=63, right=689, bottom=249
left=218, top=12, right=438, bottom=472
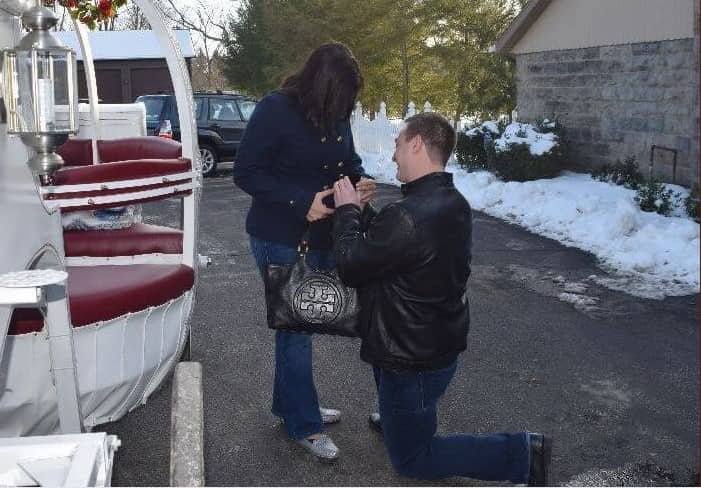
left=98, top=137, right=182, bottom=162
left=52, top=159, right=191, bottom=186
left=57, top=137, right=182, bottom=166
left=8, top=264, right=194, bottom=335
left=57, top=138, right=94, bottom=166
left=64, top=223, right=183, bottom=257
left=46, top=159, right=193, bottom=211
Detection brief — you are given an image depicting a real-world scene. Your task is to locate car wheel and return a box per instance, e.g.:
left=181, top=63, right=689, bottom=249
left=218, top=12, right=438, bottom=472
left=199, top=145, right=218, bottom=177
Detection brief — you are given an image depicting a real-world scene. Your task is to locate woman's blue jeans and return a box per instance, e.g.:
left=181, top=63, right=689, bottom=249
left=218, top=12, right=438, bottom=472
left=373, top=361, right=530, bottom=482
left=250, top=235, right=335, bottom=440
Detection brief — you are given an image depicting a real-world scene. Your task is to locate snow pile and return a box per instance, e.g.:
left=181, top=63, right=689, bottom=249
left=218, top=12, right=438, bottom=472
left=360, top=152, right=699, bottom=299
left=494, top=122, right=558, bottom=157
left=465, top=121, right=499, bottom=137
left=361, top=152, right=401, bottom=186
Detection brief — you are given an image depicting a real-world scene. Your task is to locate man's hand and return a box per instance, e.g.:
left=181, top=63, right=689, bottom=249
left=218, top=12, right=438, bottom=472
left=306, top=189, right=335, bottom=222
left=356, top=177, right=376, bottom=209
left=334, top=177, right=360, bottom=208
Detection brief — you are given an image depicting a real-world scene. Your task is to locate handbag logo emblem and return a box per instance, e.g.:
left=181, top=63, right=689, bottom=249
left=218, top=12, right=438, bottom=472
left=293, top=278, right=342, bottom=324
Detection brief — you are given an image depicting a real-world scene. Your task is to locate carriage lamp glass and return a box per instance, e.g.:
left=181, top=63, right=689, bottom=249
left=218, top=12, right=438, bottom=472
left=2, top=5, right=79, bottom=179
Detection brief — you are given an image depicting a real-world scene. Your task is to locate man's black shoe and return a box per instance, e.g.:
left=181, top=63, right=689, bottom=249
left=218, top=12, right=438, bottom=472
left=368, top=413, right=382, bottom=434
left=527, top=433, right=552, bottom=486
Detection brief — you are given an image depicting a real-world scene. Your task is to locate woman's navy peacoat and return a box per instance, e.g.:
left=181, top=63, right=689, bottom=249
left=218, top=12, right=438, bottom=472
left=234, top=92, right=368, bottom=249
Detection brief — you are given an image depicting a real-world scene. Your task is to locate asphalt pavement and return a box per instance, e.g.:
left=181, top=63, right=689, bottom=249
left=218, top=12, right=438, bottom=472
left=104, top=168, right=699, bottom=486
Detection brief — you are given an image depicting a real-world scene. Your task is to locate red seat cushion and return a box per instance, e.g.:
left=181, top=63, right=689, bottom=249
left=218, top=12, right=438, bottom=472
left=64, top=223, right=183, bottom=257
left=98, top=137, right=182, bottom=162
left=56, top=137, right=183, bottom=167
left=57, top=138, right=94, bottom=166
left=51, top=159, right=192, bottom=186
left=47, top=160, right=193, bottom=211
left=8, top=264, right=194, bottom=335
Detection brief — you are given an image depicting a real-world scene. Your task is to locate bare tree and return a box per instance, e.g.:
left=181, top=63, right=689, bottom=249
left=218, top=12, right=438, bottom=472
left=49, top=0, right=234, bottom=88
left=159, top=0, right=227, bottom=44
left=157, top=0, right=231, bottom=90
left=190, top=48, right=230, bottom=91
left=118, top=1, right=159, bottom=30
left=115, top=0, right=228, bottom=41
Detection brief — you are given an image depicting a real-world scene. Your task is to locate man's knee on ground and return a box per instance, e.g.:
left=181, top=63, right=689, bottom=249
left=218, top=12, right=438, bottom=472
left=390, top=451, right=434, bottom=480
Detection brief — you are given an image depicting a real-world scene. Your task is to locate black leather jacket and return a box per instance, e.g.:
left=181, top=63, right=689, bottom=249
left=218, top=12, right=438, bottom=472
left=333, top=172, right=472, bottom=371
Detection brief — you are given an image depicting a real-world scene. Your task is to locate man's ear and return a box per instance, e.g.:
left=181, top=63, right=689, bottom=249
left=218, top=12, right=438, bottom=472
left=410, top=134, right=423, bottom=154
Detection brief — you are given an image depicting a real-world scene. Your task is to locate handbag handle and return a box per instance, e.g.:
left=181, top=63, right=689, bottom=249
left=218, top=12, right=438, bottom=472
left=297, top=215, right=332, bottom=256
left=297, top=225, right=312, bottom=256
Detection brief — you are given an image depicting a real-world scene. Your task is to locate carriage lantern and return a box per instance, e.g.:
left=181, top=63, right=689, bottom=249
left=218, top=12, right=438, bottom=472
left=3, top=5, right=79, bottom=180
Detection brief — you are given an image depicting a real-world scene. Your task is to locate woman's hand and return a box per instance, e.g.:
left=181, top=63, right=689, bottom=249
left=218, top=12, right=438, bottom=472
left=306, top=189, right=335, bottom=222
left=334, top=177, right=361, bottom=208
left=356, top=177, right=376, bottom=209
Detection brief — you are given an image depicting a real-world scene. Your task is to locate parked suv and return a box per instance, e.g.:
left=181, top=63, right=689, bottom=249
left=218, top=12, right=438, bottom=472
left=136, top=91, right=258, bottom=176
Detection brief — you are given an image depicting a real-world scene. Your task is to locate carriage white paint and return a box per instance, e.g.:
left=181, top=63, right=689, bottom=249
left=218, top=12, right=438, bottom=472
left=0, top=0, right=201, bottom=483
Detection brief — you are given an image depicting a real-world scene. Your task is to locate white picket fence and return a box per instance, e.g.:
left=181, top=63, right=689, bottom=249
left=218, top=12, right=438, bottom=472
left=351, top=100, right=452, bottom=154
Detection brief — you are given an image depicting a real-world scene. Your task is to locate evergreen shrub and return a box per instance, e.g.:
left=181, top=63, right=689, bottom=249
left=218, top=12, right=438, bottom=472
left=490, top=142, right=563, bottom=182
left=455, top=122, right=499, bottom=171
left=634, top=180, right=681, bottom=216
left=591, top=156, right=643, bottom=189
left=490, top=120, right=565, bottom=182
left=456, top=118, right=566, bottom=181
left=684, top=185, right=699, bottom=221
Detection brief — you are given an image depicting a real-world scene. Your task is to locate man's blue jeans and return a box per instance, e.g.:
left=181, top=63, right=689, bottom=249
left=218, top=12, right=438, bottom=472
left=250, top=236, right=335, bottom=440
left=373, top=361, right=530, bottom=482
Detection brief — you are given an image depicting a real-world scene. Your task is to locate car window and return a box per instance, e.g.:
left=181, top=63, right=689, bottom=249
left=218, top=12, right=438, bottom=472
left=209, top=99, right=242, bottom=121
left=237, top=100, right=257, bottom=121
left=137, top=96, right=165, bottom=124
left=174, top=98, right=204, bottom=122
left=171, top=100, right=179, bottom=124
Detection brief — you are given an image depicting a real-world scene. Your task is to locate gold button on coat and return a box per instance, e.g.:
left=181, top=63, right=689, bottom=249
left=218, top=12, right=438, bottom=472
left=323, top=164, right=329, bottom=170
left=337, top=136, right=343, bottom=142
left=338, top=162, right=344, bottom=167
left=289, top=200, right=295, bottom=205
left=321, top=136, right=327, bottom=143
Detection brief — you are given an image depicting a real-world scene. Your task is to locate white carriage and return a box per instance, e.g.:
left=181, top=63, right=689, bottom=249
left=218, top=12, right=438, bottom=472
left=0, top=0, right=201, bottom=483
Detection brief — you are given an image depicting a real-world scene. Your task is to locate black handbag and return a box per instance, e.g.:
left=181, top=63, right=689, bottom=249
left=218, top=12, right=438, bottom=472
left=263, top=232, right=360, bottom=337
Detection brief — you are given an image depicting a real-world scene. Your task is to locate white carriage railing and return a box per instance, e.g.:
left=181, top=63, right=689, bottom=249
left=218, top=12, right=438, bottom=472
left=351, top=100, right=456, bottom=154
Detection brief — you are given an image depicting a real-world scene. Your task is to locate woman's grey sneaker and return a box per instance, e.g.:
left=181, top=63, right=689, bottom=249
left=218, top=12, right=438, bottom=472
left=320, top=407, right=342, bottom=424
left=277, top=407, right=341, bottom=425
left=294, top=434, right=340, bottom=461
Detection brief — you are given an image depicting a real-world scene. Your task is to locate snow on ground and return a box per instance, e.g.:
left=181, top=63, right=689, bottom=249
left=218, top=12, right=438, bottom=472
left=361, top=152, right=700, bottom=299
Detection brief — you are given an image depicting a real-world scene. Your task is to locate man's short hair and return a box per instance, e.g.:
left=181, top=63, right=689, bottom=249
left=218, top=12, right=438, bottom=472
left=403, top=112, right=457, bottom=166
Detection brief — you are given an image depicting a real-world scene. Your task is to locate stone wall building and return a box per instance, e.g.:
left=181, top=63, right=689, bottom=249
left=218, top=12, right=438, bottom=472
left=494, top=0, right=699, bottom=187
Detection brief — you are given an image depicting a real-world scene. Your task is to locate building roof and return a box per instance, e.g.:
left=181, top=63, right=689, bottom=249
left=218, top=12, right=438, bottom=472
left=55, top=29, right=196, bottom=60
left=492, top=0, right=551, bottom=53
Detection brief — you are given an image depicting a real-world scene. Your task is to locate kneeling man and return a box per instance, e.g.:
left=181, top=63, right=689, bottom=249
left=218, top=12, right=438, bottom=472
left=332, top=113, right=552, bottom=485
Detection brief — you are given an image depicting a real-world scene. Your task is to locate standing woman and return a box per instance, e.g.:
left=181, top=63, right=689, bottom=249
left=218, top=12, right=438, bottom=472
left=234, top=43, right=376, bottom=461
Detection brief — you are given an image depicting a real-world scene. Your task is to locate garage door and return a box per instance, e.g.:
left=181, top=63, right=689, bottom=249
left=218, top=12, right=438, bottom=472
left=130, top=67, right=173, bottom=101
left=77, top=68, right=123, bottom=104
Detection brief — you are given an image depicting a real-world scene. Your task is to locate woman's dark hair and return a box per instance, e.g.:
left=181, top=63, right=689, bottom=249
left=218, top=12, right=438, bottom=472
left=278, top=42, right=363, bottom=133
